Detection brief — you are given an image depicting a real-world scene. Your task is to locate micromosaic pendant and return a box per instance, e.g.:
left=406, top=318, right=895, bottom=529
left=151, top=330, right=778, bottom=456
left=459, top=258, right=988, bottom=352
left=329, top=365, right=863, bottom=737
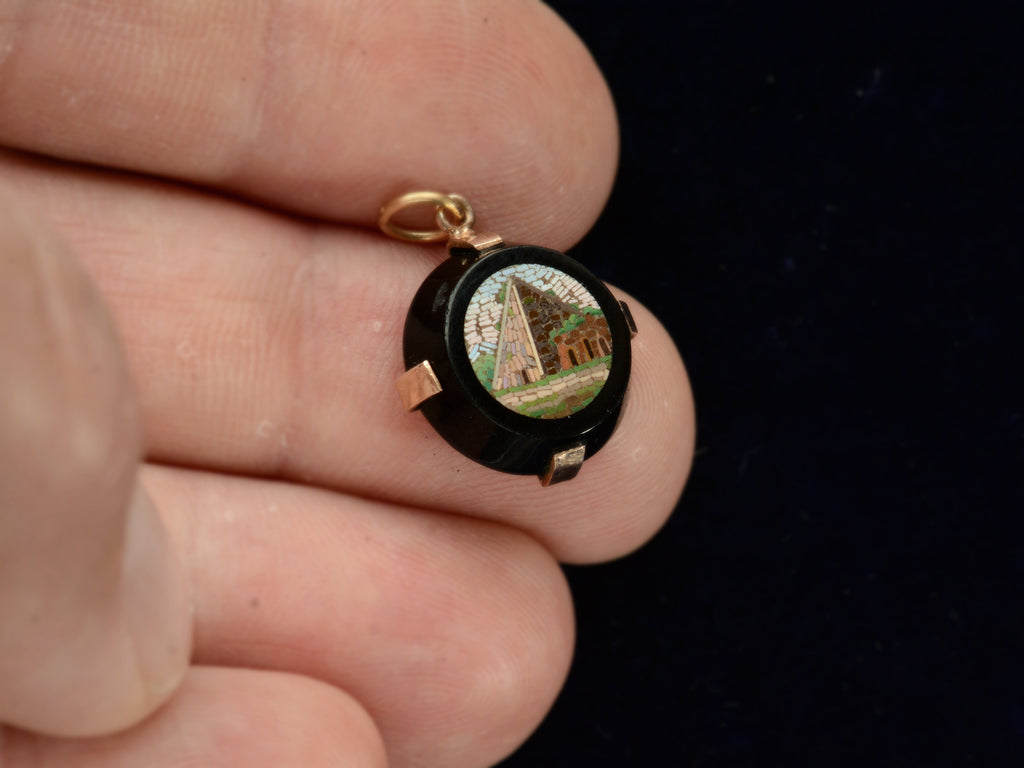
left=382, top=192, right=636, bottom=486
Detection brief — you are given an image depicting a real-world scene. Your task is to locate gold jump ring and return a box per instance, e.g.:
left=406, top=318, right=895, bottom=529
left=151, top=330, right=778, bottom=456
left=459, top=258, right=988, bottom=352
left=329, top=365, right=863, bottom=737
left=379, top=191, right=474, bottom=242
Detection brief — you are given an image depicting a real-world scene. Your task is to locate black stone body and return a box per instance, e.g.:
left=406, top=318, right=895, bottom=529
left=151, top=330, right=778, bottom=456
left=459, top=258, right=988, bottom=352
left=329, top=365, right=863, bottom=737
left=403, top=245, right=633, bottom=476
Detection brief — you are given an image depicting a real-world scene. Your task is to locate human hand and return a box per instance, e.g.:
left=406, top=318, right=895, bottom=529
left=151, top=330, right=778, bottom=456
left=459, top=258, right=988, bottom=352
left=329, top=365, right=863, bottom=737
left=0, top=2, right=694, bottom=766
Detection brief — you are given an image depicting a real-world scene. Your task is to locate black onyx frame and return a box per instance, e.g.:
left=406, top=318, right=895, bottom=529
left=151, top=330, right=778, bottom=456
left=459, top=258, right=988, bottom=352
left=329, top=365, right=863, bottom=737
left=402, top=244, right=633, bottom=480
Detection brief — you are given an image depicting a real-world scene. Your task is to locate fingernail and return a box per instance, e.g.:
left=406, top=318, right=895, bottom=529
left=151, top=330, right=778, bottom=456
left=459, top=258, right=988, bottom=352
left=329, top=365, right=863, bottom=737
left=121, top=482, right=193, bottom=712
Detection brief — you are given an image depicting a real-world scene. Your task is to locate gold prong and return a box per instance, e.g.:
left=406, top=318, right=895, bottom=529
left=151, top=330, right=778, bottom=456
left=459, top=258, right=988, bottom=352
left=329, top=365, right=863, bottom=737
left=447, top=231, right=505, bottom=258
left=539, top=444, right=586, bottom=486
left=619, top=300, right=638, bottom=339
left=396, top=360, right=442, bottom=411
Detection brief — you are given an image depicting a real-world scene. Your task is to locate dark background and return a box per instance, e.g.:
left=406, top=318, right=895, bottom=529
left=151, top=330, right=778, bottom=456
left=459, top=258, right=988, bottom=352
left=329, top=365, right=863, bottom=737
left=500, top=2, right=1022, bottom=766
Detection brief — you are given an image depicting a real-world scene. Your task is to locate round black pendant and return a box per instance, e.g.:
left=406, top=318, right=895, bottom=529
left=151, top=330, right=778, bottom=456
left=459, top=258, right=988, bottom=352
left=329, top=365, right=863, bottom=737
left=403, top=244, right=632, bottom=477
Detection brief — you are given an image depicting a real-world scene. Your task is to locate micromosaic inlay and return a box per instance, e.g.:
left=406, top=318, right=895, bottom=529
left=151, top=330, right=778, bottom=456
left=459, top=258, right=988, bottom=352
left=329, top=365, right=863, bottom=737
left=463, top=263, right=613, bottom=419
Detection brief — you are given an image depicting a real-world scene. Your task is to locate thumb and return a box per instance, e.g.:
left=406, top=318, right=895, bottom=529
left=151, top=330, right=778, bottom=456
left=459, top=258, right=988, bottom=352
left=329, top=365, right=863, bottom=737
left=0, top=187, right=192, bottom=737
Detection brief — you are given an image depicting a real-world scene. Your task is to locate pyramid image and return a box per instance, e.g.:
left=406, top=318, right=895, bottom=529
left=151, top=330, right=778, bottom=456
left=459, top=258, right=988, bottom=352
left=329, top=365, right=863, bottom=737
left=492, top=278, right=611, bottom=405
left=464, top=265, right=613, bottom=418
left=492, top=278, right=559, bottom=390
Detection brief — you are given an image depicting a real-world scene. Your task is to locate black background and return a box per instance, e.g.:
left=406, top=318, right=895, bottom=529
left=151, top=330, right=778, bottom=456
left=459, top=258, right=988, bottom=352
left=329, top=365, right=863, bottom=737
left=500, top=2, right=1022, bottom=766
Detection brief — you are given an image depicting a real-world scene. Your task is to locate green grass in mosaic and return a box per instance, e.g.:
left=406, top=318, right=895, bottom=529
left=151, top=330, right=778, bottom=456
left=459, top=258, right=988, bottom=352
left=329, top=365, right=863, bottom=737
left=549, top=313, right=585, bottom=342
left=492, top=355, right=612, bottom=397
left=472, top=353, right=496, bottom=386
left=516, top=382, right=605, bottom=418
left=547, top=307, right=605, bottom=343
left=513, top=390, right=564, bottom=413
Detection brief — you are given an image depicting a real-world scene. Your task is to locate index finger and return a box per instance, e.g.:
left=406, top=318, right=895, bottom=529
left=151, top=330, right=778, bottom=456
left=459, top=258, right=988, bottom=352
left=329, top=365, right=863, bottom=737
left=0, top=0, right=617, bottom=247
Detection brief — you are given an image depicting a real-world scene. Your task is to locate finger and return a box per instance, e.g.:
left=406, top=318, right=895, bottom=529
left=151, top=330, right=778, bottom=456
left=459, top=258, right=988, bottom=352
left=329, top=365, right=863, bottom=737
left=0, top=189, right=191, bottom=737
left=1, top=666, right=387, bottom=767
left=1, top=151, right=695, bottom=563
left=142, top=464, right=575, bottom=768
left=0, top=0, right=617, bottom=247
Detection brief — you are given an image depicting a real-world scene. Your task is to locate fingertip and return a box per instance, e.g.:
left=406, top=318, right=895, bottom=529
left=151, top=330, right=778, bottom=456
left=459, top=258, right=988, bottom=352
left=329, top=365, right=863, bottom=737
left=539, top=294, right=696, bottom=564
left=607, top=300, right=696, bottom=554
left=450, top=0, right=621, bottom=248
left=0, top=0, right=619, bottom=246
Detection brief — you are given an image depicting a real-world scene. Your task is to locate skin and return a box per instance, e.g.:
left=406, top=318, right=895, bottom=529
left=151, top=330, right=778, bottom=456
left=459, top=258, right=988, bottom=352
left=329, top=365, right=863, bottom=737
left=0, top=2, right=695, bottom=767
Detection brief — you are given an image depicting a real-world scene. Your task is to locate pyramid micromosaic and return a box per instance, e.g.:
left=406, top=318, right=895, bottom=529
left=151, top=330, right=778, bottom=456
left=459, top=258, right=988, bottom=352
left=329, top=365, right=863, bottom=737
left=463, top=263, right=613, bottom=419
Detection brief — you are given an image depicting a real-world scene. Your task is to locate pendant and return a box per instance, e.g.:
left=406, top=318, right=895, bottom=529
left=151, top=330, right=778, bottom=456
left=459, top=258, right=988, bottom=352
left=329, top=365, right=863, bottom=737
left=381, top=191, right=637, bottom=486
